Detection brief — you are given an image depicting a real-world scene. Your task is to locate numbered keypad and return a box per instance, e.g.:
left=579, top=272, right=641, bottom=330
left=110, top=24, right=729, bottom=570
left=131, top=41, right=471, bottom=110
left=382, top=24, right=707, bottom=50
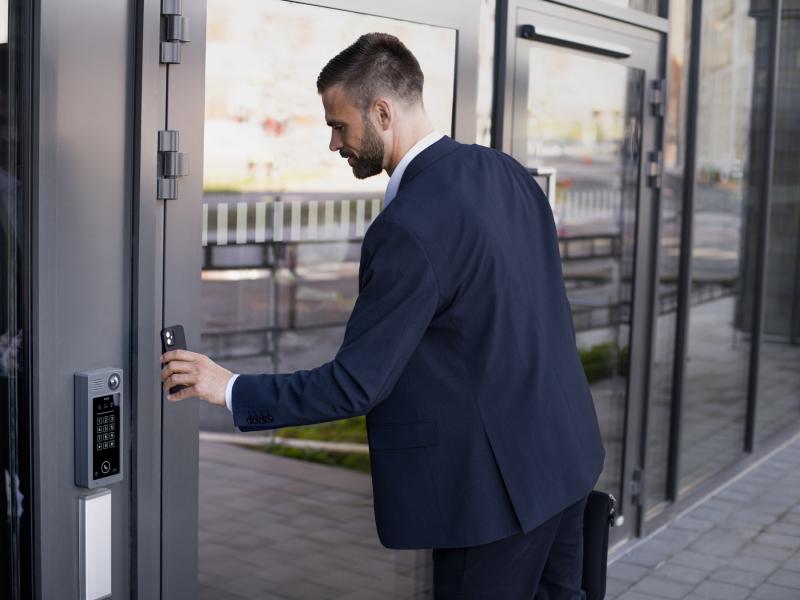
left=95, top=413, right=117, bottom=449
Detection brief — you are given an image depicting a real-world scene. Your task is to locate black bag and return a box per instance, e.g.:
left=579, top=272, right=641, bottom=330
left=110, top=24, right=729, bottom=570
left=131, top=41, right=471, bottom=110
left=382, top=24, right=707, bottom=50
left=582, top=491, right=617, bottom=600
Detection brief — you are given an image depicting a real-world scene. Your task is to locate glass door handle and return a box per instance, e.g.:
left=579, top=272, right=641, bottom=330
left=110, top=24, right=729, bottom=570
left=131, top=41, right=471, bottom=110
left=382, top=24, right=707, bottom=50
left=519, top=25, right=632, bottom=59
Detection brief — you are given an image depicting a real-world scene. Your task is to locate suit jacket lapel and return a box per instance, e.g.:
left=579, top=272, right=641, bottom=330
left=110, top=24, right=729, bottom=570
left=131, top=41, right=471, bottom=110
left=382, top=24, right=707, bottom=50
left=397, top=136, right=460, bottom=194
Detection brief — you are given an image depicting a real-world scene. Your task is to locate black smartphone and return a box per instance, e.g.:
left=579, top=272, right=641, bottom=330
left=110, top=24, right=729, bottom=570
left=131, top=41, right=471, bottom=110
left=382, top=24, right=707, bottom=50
left=160, top=324, right=188, bottom=394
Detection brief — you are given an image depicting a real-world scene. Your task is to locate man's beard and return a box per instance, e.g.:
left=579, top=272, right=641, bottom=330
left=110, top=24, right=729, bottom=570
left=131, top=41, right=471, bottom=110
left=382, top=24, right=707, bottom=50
left=344, top=119, right=384, bottom=179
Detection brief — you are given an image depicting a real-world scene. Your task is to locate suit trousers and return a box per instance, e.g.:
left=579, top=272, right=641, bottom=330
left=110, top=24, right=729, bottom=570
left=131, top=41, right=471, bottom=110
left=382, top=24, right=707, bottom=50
left=432, top=495, right=588, bottom=600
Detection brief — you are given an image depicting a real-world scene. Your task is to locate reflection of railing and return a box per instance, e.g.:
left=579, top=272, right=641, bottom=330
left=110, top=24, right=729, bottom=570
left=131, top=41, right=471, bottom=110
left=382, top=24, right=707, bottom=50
left=202, top=240, right=361, bottom=369
left=202, top=195, right=383, bottom=246
left=199, top=195, right=654, bottom=363
left=201, top=194, right=382, bottom=368
left=557, top=189, right=621, bottom=223
left=559, top=233, right=621, bottom=260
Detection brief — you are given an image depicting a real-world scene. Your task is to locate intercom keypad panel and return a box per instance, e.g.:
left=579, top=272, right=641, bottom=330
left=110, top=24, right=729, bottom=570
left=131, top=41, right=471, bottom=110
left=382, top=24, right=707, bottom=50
left=75, top=368, right=123, bottom=488
left=92, top=394, right=120, bottom=479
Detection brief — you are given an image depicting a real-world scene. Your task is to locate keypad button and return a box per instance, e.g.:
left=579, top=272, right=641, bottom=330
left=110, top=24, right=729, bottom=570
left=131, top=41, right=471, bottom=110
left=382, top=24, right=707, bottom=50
left=110, top=432, right=115, bottom=440
left=96, top=434, right=101, bottom=442
left=109, top=441, right=115, bottom=448
left=96, top=417, right=102, bottom=425
left=110, top=424, right=115, bottom=431
left=96, top=443, right=102, bottom=451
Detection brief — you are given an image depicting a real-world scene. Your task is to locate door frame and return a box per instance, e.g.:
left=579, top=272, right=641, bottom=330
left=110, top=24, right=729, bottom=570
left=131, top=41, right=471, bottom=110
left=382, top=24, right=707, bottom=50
left=495, top=0, right=669, bottom=542
left=132, top=1, right=483, bottom=597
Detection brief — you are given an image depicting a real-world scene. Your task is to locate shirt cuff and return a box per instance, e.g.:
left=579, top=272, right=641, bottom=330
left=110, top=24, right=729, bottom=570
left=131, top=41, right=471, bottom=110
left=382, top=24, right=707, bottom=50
left=225, top=374, right=239, bottom=412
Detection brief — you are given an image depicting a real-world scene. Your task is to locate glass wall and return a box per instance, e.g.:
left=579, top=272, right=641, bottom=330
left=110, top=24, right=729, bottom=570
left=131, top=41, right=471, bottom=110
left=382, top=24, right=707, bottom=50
left=754, top=2, right=800, bottom=442
left=1, top=0, right=28, bottom=598
left=678, top=0, right=765, bottom=494
left=199, top=2, right=455, bottom=597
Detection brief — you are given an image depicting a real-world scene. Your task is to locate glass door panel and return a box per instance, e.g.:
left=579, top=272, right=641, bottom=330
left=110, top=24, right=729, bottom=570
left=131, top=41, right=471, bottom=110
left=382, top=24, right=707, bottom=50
left=525, top=45, right=644, bottom=505
left=510, top=2, right=663, bottom=539
left=1, top=0, right=28, bottom=597
left=199, top=1, right=456, bottom=597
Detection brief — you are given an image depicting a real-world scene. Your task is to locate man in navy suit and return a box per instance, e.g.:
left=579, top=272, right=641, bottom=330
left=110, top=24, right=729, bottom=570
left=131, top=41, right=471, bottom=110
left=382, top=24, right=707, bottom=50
left=162, top=33, right=605, bottom=599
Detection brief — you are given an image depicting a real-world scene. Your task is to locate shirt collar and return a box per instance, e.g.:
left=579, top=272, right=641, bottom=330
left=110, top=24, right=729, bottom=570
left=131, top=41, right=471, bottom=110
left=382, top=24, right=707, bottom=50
left=383, top=131, right=444, bottom=207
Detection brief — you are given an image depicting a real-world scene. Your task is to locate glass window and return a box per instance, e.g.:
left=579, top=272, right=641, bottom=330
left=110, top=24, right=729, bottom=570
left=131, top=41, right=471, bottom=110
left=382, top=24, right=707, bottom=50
left=754, top=7, right=800, bottom=442
left=679, top=0, right=766, bottom=495
left=525, top=45, right=645, bottom=503
left=1, top=0, right=28, bottom=598
left=199, top=2, right=456, bottom=598
left=204, top=1, right=455, bottom=194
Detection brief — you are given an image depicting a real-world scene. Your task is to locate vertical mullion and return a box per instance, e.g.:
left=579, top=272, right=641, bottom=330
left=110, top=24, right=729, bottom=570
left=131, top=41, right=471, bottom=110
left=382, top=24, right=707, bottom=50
left=666, top=0, right=704, bottom=503
left=490, top=0, right=510, bottom=149
left=745, top=0, right=782, bottom=453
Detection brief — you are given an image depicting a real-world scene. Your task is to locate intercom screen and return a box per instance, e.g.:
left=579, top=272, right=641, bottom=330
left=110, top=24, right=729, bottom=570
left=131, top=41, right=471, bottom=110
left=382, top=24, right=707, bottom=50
left=92, top=394, right=120, bottom=480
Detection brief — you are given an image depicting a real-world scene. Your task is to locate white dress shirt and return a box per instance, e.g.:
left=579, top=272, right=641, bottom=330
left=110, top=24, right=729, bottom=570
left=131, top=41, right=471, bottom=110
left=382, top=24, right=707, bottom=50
left=224, top=131, right=444, bottom=413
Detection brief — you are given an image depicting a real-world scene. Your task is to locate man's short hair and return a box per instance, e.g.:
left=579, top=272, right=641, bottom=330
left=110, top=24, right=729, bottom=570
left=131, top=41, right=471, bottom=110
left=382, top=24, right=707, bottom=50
left=317, top=33, right=424, bottom=112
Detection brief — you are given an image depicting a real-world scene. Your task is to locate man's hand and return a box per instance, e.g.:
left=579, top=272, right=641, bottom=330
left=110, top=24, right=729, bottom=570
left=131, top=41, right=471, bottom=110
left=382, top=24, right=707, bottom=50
left=160, top=349, right=233, bottom=407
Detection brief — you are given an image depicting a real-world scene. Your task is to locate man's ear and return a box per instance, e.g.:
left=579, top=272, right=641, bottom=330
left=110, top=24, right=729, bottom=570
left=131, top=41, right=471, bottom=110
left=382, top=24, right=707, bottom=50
left=373, top=98, right=393, bottom=131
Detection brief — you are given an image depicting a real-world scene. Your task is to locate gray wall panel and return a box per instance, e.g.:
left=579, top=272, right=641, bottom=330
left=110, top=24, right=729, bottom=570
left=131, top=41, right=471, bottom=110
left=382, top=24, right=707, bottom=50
left=35, top=0, right=134, bottom=598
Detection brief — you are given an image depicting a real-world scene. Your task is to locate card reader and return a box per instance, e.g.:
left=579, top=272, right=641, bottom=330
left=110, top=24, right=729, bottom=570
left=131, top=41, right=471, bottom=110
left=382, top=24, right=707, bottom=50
left=75, top=368, right=123, bottom=488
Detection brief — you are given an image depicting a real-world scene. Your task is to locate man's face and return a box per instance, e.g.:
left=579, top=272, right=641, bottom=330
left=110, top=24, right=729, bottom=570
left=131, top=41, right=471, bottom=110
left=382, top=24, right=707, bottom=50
left=322, top=85, right=385, bottom=179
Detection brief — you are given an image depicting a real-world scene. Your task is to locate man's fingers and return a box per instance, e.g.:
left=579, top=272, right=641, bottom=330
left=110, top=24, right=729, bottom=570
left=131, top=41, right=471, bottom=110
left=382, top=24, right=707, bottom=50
left=160, top=359, right=196, bottom=381
left=163, top=373, right=194, bottom=390
left=166, top=385, right=197, bottom=402
left=160, top=349, right=199, bottom=364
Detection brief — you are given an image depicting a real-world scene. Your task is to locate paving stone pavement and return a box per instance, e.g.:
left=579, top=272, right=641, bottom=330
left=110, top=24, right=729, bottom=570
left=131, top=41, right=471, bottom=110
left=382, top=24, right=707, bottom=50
left=198, top=440, right=431, bottom=600
left=607, top=434, right=800, bottom=600
left=199, top=431, right=800, bottom=600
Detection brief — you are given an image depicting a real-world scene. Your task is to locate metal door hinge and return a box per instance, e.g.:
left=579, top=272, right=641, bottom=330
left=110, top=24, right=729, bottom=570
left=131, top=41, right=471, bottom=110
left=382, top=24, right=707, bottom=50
left=160, top=0, right=191, bottom=64
left=649, top=79, right=666, bottom=117
left=158, top=130, right=188, bottom=200
left=647, top=151, right=663, bottom=189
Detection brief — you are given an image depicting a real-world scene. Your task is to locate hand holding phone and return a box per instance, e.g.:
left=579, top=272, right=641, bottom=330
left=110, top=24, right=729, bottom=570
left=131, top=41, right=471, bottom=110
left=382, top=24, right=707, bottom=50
left=160, top=324, right=188, bottom=395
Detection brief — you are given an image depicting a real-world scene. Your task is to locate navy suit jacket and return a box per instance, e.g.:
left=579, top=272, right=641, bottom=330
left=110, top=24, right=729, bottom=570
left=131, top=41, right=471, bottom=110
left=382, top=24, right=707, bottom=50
left=232, top=136, right=605, bottom=550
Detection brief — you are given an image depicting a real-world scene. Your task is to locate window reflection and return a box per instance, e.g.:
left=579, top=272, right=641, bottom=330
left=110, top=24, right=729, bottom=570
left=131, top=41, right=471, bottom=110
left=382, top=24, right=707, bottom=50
left=526, top=46, right=644, bottom=502
left=754, top=6, right=800, bottom=442
left=679, top=0, right=762, bottom=494
left=199, top=2, right=456, bottom=598
left=1, top=0, right=26, bottom=597
left=204, top=0, right=455, bottom=194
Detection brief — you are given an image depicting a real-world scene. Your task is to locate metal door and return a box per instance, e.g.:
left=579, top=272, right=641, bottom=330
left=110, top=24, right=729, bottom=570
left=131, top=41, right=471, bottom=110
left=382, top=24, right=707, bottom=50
left=139, top=1, right=481, bottom=598
left=499, top=0, right=666, bottom=542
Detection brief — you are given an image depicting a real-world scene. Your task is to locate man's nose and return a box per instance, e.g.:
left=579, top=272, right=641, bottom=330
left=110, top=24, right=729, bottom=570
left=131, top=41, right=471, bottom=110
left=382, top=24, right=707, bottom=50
left=329, top=131, right=342, bottom=152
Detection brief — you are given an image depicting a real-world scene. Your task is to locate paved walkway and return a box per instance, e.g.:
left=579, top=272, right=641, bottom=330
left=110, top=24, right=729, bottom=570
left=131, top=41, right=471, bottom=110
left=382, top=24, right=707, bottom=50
left=199, top=431, right=800, bottom=600
left=608, top=434, right=800, bottom=600
left=198, top=439, right=430, bottom=600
